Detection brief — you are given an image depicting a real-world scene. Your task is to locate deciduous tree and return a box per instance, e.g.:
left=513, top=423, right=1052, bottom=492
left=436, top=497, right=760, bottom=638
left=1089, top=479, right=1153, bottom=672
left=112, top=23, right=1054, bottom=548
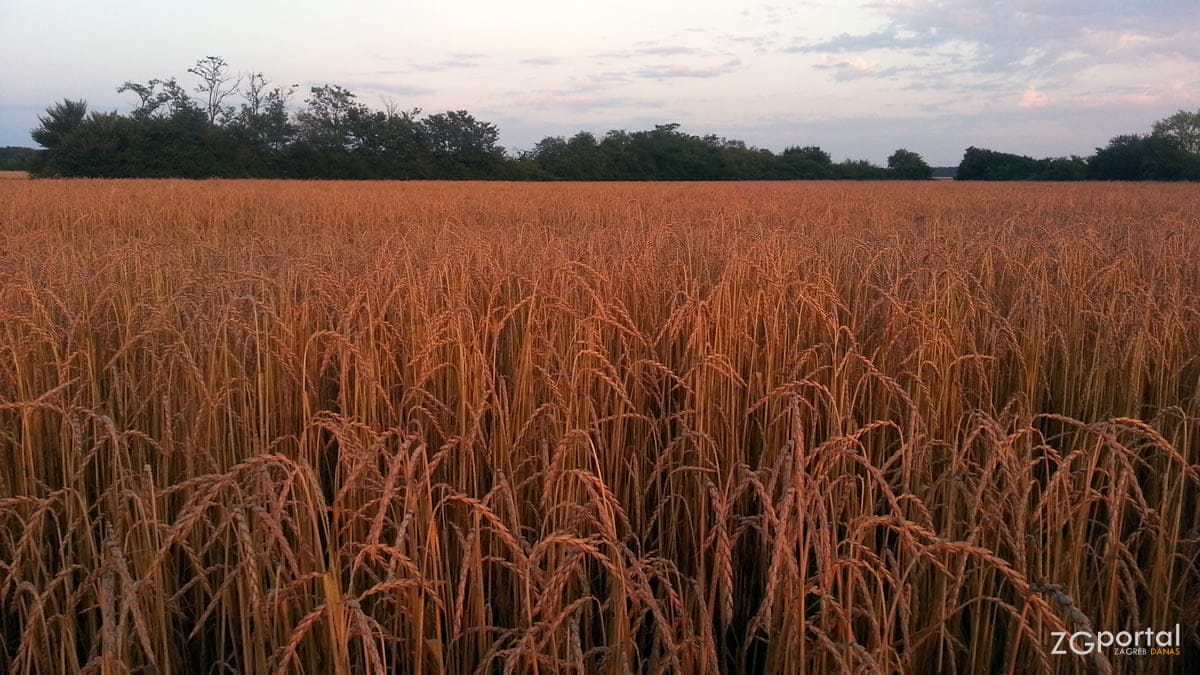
left=1151, top=109, right=1200, bottom=155
left=887, top=148, right=933, bottom=179
left=188, top=56, right=242, bottom=125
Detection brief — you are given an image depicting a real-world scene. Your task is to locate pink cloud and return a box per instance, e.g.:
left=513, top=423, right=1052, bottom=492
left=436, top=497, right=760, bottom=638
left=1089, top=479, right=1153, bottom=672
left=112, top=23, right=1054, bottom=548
left=1167, top=80, right=1199, bottom=102
left=1018, top=87, right=1049, bottom=108
left=816, top=54, right=880, bottom=73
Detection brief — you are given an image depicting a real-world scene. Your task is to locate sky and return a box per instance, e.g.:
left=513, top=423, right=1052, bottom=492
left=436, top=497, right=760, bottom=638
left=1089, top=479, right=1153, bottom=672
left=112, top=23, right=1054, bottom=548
left=2, top=0, right=1198, bottom=165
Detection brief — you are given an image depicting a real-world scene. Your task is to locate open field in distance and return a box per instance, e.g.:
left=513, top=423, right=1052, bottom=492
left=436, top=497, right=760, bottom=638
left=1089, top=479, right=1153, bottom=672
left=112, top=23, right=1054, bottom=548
left=1, top=180, right=1198, bottom=673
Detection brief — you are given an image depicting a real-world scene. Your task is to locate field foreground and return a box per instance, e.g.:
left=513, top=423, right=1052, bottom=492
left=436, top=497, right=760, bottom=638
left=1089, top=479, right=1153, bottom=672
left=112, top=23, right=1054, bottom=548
left=1, top=180, right=1198, bottom=673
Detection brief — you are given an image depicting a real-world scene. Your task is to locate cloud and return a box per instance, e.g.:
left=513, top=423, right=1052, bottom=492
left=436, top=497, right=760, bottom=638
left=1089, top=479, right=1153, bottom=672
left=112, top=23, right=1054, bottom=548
left=570, top=71, right=635, bottom=89
left=816, top=55, right=878, bottom=72
left=1166, top=79, right=1200, bottom=101
left=776, top=0, right=1200, bottom=127
left=786, top=29, right=941, bottom=55
left=582, top=41, right=744, bottom=84
left=813, top=54, right=893, bottom=81
left=530, top=94, right=664, bottom=113
left=740, top=2, right=799, bottom=24
left=338, top=81, right=437, bottom=98
left=722, top=33, right=780, bottom=53
left=593, top=45, right=720, bottom=60
left=424, top=55, right=484, bottom=70
left=790, top=0, right=1200, bottom=76
left=488, top=83, right=667, bottom=129
left=1126, top=92, right=1159, bottom=106
left=519, top=56, right=565, bottom=67
left=1019, top=87, right=1049, bottom=108
left=370, top=51, right=486, bottom=72
left=635, top=59, right=742, bottom=80
left=633, top=45, right=704, bottom=57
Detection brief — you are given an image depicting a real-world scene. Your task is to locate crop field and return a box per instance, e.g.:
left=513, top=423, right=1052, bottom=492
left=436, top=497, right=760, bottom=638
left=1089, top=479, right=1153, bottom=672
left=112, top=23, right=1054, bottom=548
left=1, top=180, right=1198, bottom=674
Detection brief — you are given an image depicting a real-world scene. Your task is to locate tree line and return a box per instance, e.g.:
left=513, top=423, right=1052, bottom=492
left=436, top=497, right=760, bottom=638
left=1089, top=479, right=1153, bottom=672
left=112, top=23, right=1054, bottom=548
left=0, top=147, right=38, bottom=171
left=22, top=56, right=1200, bottom=181
left=957, top=111, right=1200, bottom=181
left=28, top=56, right=934, bottom=180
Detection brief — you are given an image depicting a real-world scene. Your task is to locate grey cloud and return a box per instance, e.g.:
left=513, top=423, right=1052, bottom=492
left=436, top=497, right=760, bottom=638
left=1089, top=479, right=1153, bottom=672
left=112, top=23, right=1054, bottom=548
left=592, top=44, right=732, bottom=61
left=425, top=56, right=484, bottom=70
left=812, top=60, right=907, bottom=82
left=901, top=72, right=1012, bottom=94
left=635, top=59, right=742, bottom=80
left=740, top=2, right=799, bottom=24
left=370, top=51, right=486, bottom=72
left=634, top=45, right=704, bottom=57
left=519, top=56, right=565, bottom=67
left=787, top=30, right=939, bottom=54
left=500, top=70, right=639, bottom=104
left=571, top=71, right=634, bottom=89
left=339, top=81, right=437, bottom=97
left=539, top=95, right=664, bottom=113
left=723, top=33, right=780, bottom=53
left=491, top=88, right=666, bottom=119
left=792, top=1, right=1200, bottom=79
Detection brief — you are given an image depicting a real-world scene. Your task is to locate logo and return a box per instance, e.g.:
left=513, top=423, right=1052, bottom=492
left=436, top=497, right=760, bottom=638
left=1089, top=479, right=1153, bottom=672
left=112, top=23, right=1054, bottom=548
left=1050, top=625, right=1182, bottom=657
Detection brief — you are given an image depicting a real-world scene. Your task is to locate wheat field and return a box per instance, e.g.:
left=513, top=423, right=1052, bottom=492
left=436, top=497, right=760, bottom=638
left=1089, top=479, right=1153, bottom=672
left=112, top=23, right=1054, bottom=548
left=1, top=180, right=1197, bottom=674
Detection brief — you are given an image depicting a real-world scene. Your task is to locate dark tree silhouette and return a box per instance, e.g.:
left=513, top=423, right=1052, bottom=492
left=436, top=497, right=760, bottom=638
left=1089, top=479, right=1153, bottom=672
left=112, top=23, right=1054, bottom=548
left=887, top=148, right=933, bottom=179
left=31, top=99, right=88, bottom=149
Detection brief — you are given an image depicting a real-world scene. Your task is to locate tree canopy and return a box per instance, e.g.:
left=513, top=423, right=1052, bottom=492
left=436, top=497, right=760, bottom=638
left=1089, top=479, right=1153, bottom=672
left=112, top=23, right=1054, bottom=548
left=887, top=149, right=933, bottom=180
left=1087, top=134, right=1199, bottom=181
left=1151, top=109, right=1200, bottom=155
left=30, top=99, right=88, bottom=149
left=954, top=129, right=1198, bottom=182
